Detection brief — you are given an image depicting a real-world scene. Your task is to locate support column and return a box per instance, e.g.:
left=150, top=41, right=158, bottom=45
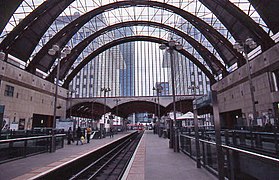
left=212, top=90, right=225, bottom=180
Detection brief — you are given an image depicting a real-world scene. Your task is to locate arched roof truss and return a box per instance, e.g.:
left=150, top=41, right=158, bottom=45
left=0, top=0, right=23, bottom=34
left=248, top=0, right=279, bottom=34
left=0, top=0, right=74, bottom=61
left=62, top=35, right=216, bottom=88
left=0, top=0, right=277, bottom=78
left=21, top=1, right=244, bottom=75
left=70, top=101, right=107, bottom=119
left=45, top=21, right=228, bottom=82
left=112, top=101, right=166, bottom=118
left=199, top=0, right=274, bottom=51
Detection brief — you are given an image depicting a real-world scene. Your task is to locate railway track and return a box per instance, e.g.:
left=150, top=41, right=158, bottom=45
left=34, top=131, right=143, bottom=180
left=70, top=131, right=143, bottom=180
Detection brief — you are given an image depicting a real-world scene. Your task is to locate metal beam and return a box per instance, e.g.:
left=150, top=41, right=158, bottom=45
left=46, top=21, right=227, bottom=82
left=27, top=1, right=242, bottom=75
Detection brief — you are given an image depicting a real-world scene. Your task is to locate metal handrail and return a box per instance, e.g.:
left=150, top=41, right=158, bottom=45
left=0, top=134, right=66, bottom=164
left=180, top=134, right=195, bottom=140
left=182, top=135, right=279, bottom=163
left=222, top=144, right=279, bottom=163
left=0, top=134, right=65, bottom=143
left=199, top=139, right=216, bottom=146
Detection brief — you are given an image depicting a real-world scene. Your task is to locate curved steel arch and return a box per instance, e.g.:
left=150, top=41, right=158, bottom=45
left=27, top=0, right=244, bottom=75
left=0, top=0, right=74, bottom=62
left=0, top=0, right=23, bottom=34
left=249, top=0, right=279, bottom=34
left=199, top=0, right=274, bottom=51
left=46, top=20, right=228, bottom=82
left=62, top=35, right=216, bottom=89
left=69, top=99, right=194, bottom=119
left=112, top=101, right=166, bottom=118
left=69, top=101, right=108, bottom=119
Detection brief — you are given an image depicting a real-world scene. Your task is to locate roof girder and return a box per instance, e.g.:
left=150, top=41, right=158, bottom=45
left=199, top=0, right=274, bottom=51
left=46, top=21, right=228, bottom=82
left=26, top=1, right=244, bottom=75
left=0, top=0, right=23, bottom=34
left=0, top=0, right=74, bottom=63
left=248, top=0, right=279, bottom=34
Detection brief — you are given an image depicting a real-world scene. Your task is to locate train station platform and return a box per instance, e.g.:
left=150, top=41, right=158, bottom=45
left=0, top=132, right=130, bottom=180
left=124, top=130, right=217, bottom=180
left=0, top=131, right=217, bottom=180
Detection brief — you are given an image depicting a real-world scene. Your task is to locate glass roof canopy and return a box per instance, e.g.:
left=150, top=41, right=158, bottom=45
left=1, top=0, right=269, bottom=36
left=0, top=0, right=277, bottom=98
left=0, top=0, right=270, bottom=64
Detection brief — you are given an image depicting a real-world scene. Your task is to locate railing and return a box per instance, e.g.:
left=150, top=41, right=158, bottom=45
left=180, top=134, right=279, bottom=179
left=0, top=128, right=66, bottom=140
left=0, top=134, right=65, bottom=164
left=181, top=129, right=279, bottom=158
left=223, top=130, right=279, bottom=157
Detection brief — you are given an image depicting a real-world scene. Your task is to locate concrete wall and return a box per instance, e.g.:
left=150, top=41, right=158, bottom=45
left=212, top=43, right=279, bottom=126
left=0, top=60, right=68, bottom=130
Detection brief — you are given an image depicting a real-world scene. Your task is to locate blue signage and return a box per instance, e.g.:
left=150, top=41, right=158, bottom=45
left=0, top=105, right=5, bottom=113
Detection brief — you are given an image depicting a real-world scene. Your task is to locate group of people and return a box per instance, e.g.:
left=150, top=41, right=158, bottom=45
left=67, top=126, right=115, bottom=145
left=67, top=126, right=92, bottom=145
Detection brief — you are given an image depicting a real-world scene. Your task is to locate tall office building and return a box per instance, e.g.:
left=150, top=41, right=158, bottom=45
left=155, top=82, right=170, bottom=96
left=54, top=13, right=125, bottom=98
left=161, top=18, right=213, bottom=96
left=114, top=27, right=136, bottom=96
left=37, top=12, right=121, bottom=98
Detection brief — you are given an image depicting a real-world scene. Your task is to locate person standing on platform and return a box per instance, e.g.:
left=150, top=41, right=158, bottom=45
left=86, top=126, right=92, bottom=143
left=109, top=127, right=114, bottom=138
left=76, top=126, right=83, bottom=145
left=67, top=127, right=73, bottom=145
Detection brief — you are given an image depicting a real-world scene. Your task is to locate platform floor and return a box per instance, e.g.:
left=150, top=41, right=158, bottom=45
left=0, top=131, right=217, bottom=180
left=124, top=130, right=217, bottom=180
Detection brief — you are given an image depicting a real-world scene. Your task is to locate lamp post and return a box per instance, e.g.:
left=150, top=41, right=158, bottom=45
left=113, top=99, right=121, bottom=126
left=153, top=86, right=162, bottom=136
left=69, top=89, right=76, bottom=138
left=151, top=97, right=157, bottom=134
left=188, top=85, right=201, bottom=168
left=101, top=87, right=111, bottom=136
left=48, top=44, right=71, bottom=153
left=159, top=39, right=183, bottom=151
left=91, top=100, right=98, bottom=129
left=233, top=38, right=257, bottom=126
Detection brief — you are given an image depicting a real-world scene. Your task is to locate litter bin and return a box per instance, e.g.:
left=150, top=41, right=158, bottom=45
left=163, top=129, right=167, bottom=138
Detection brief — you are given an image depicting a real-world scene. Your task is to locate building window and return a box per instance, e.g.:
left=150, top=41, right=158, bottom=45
left=4, top=85, right=14, bottom=97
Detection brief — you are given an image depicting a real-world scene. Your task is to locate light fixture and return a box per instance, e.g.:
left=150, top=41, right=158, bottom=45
left=159, top=39, right=183, bottom=152
left=48, top=44, right=71, bottom=153
left=233, top=38, right=257, bottom=126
